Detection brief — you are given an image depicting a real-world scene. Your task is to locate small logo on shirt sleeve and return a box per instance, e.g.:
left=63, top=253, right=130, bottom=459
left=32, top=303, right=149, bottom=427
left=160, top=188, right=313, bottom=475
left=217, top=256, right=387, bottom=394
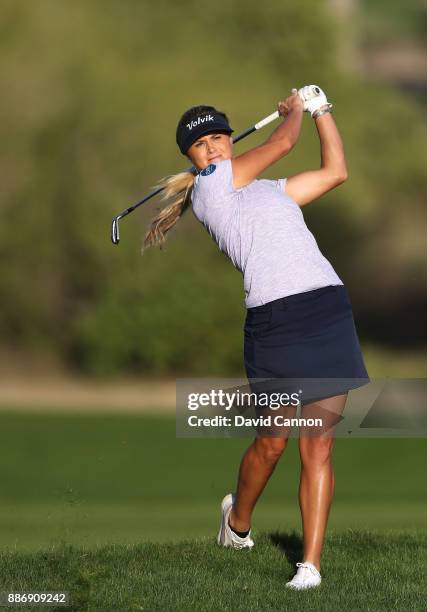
left=200, top=164, right=216, bottom=177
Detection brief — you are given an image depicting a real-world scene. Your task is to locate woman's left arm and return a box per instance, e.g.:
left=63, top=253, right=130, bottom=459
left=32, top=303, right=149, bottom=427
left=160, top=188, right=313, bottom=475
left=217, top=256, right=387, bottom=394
left=285, top=110, right=348, bottom=208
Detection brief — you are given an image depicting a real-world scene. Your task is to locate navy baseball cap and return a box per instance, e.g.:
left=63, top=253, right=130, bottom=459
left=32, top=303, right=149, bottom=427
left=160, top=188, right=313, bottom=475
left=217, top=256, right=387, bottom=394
left=176, top=110, right=233, bottom=154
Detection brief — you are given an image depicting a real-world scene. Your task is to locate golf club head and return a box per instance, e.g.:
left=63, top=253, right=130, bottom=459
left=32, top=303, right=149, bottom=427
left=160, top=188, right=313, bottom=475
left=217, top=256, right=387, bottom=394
left=111, top=216, right=120, bottom=244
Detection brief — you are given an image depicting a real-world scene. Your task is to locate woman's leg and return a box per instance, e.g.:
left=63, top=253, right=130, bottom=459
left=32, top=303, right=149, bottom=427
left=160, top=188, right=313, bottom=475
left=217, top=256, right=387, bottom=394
left=298, top=393, right=348, bottom=571
left=229, top=435, right=288, bottom=532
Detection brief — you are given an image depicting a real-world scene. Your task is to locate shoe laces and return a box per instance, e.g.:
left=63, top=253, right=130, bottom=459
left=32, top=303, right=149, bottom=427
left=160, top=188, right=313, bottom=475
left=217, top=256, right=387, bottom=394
left=296, top=562, right=319, bottom=577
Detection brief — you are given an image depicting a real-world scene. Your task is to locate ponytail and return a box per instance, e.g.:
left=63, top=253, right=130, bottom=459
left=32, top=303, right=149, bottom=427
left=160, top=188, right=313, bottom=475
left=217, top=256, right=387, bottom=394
left=144, top=104, right=230, bottom=251
left=143, top=170, right=195, bottom=251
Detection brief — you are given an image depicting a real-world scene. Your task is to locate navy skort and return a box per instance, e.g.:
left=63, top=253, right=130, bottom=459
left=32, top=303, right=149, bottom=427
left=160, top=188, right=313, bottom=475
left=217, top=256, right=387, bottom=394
left=244, top=285, right=369, bottom=403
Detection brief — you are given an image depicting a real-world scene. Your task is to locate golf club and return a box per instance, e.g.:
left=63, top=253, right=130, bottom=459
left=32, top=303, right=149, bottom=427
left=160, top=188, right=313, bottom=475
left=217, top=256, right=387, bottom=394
left=111, top=87, right=321, bottom=244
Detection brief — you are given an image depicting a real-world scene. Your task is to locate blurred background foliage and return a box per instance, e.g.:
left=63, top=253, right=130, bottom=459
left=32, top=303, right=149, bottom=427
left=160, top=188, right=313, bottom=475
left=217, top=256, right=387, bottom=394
left=0, top=0, right=426, bottom=376
left=359, top=0, right=427, bottom=46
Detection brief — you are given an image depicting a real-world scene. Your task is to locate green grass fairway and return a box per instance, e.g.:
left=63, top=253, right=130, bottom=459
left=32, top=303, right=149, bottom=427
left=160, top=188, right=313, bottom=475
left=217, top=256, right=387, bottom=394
left=0, top=412, right=425, bottom=552
left=0, top=531, right=425, bottom=611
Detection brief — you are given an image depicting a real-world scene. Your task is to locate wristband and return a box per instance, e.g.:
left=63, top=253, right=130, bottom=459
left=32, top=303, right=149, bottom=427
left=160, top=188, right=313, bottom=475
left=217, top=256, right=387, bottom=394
left=312, top=103, right=333, bottom=119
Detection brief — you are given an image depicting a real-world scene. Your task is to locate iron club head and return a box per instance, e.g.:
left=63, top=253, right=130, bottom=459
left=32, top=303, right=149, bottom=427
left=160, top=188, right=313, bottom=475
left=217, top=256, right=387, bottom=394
left=111, top=216, right=120, bottom=245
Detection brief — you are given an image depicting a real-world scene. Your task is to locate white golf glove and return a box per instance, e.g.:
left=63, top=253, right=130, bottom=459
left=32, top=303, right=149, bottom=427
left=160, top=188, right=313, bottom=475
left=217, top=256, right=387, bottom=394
left=297, top=85, right=332, bottom=117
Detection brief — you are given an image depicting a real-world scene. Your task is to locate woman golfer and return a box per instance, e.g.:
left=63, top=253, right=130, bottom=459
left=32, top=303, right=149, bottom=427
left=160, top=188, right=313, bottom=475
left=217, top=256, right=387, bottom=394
left=145, top=85, right=369, bottom=590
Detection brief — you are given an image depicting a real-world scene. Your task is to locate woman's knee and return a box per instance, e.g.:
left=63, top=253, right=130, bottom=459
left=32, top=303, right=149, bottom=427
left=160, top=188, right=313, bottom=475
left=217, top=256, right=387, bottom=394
left=299, top=436, right=335, bottom=467
left=254, top=436, right=288, bottom=464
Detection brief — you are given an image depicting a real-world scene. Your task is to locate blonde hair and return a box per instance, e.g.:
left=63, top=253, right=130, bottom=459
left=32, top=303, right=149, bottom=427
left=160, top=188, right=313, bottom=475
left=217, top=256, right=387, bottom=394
left=144, top=104, right=230, bottom=251
left=143, top=170, right=195, bottom=251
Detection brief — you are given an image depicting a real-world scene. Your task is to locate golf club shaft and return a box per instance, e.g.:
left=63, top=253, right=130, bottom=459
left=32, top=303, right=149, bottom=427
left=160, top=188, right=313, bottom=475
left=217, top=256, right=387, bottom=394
left=111, top=110, right=280, bottom=244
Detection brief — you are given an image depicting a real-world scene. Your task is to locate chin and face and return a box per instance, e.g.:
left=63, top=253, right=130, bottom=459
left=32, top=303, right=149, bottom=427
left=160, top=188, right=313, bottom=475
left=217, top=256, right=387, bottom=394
left=186, top=132, right=233, bottom=171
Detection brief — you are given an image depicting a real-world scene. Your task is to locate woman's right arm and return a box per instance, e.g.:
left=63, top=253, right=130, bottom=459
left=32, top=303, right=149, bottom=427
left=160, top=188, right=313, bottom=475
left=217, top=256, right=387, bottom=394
left=285, top=110, right=348, bottom=208
left=231, top=92, right=304, bottom=189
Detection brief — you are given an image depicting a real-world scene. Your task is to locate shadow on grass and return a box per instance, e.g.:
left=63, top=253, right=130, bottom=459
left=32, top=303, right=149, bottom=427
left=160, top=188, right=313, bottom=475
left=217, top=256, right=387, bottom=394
left=269, top=531, right=303, bottom=572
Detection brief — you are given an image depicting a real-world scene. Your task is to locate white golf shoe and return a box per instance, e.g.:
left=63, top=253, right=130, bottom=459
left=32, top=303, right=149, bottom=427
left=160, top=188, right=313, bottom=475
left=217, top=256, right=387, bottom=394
left=217, top=493, right=254, bottom=549
left=285, top=561, right=322, bottom=590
